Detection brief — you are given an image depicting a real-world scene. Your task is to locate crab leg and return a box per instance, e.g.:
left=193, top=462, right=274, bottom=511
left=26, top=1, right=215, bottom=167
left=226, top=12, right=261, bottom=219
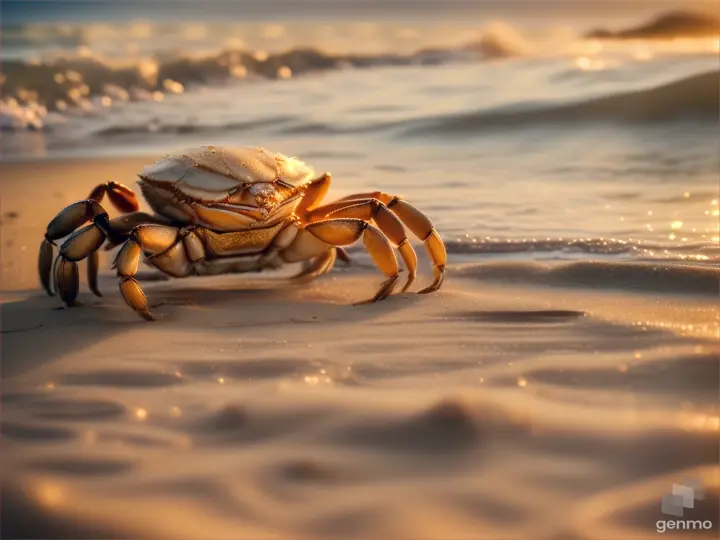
left=53, top=213, right=112, bottom=305
left=292, top=248, right=337, bottom=282
left=113, top=239, right=153, bottom=321
left=104, top=212, right=167, bottom=250
left=41, top=199, right=109, bottom=302
left=38, top=237, right=55, bottom=296
left=55, top=258, right=80, bottom=306
left=336, top=247, right=351, bottom=264
left=39, top=181, right=140, bottom=298
left=314, top=199, right=418, bottom=292
left=88, top=252, right=102, bottom=296
left=358, top=225, right=400, bottom=303
left=313, top=191, right=446, bottom=294
left=282, top=218, right=399, bottom=303
left=293, top=173, right=351, bottom=267
left=112, top=224, right=187, bottom=320
left=295, top=173, right=332, bottom=220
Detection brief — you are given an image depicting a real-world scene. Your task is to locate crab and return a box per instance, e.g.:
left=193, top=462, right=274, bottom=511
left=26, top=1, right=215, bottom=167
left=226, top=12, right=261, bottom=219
left=38, top=145, right=447, bottom=320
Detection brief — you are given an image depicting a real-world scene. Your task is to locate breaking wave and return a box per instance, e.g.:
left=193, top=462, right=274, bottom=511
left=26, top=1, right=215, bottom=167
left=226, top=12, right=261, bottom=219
left=0, top=26, right=525, bottom=130
left=76, top=69, right=718, bottom=141
left=1, top=12, right=717, bottom=134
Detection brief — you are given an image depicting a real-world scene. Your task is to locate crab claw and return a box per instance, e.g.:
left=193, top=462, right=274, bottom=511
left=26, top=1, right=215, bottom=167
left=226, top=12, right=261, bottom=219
left=106, top=182, right=140, bottom=213
left=55, top=257, right=80, bottom=307
left=46, top=200, right=104, bottom=241
left=38, top=239, right=55, bottom=296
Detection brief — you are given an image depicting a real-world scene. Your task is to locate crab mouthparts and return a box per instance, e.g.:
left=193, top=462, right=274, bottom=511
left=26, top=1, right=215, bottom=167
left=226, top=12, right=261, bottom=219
left=139, top=177, right=300, bottom=220
left=206, top=202, right=268, bottom=218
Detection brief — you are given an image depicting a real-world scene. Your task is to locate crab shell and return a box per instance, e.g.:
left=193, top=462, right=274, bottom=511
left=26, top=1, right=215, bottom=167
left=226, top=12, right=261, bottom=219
left=137, top=145, right=317, bottom=230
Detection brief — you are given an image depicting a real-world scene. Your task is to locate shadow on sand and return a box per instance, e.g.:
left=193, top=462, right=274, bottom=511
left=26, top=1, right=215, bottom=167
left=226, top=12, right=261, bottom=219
left=1, top=265, right=420, bottom=381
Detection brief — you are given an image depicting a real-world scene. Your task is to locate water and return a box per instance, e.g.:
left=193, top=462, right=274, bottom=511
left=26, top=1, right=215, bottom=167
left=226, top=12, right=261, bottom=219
left=1, top=0, right=718, bottom=266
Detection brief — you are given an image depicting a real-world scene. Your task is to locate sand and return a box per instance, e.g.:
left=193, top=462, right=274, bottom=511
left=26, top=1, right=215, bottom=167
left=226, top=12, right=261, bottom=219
left=1, top=158, right=719, bottom=540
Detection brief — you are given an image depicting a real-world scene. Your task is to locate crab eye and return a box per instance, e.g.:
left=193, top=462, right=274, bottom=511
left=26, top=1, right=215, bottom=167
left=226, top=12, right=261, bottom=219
left=248, top=183, right=275, bottom=197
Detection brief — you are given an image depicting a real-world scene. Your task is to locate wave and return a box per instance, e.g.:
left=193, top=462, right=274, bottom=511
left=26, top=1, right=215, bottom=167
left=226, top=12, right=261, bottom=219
left=1, top=14, right=716, bottom=134
left=586, top=10, right=720, bottom=40
left=442, top=237, right=717, bottom=260
left=88, top=69, right=717, bottom=139
left=93, top=115, right=298, bottom=137
left=452, top=260, right=720, bottom=296
left=400, top=71, right=718, bottom=136
left=439, top=237, right=720, bottom=271
left=12, top=68, right=714, bottom=141
left=0, top=28, right=524, bottom=129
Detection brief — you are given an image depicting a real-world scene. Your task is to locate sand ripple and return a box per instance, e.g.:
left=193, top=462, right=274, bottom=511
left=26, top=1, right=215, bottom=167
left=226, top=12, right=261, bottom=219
left=1, top=270, right=717, bottom=539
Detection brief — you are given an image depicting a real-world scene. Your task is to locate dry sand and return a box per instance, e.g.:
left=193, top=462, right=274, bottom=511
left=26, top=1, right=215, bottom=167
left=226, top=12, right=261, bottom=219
left=1, top=158, right=719, bottom=539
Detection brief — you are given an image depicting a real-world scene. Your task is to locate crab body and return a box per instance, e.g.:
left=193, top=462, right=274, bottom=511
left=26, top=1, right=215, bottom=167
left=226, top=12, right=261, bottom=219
left=38, top=145, right=447, bottom=320
left=138, top=146, right=313, bottom=230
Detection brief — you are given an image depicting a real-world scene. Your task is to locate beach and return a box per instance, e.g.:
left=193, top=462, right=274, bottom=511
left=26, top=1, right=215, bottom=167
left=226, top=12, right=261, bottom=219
left=0, top=157, right=718, bottom=539
left=1, top=1, right=719, bottom=538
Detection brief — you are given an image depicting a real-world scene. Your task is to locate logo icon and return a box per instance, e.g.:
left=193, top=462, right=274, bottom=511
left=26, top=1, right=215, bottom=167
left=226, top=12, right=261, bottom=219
left=661, top=478, right=705, bottom=517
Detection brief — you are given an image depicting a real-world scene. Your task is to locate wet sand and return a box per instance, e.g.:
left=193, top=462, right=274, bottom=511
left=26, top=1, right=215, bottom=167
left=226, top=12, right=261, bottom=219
left=1, top=158, right=719, bottom=540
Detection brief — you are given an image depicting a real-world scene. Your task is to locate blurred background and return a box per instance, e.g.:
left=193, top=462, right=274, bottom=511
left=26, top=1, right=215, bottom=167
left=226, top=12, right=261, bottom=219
left=1, top=0, right=718, bottom=267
